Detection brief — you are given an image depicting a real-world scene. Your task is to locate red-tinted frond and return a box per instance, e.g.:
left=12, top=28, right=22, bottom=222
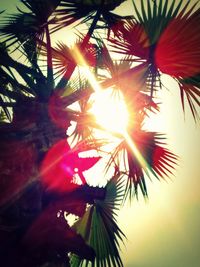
left=133, top=131, right=177, bottom=172
left=150, top=145, right=177, bottom=178
left=120, top=131, right=177, bottom=198
left=50, top=42, right=72, bottom=76
left=109, top=20, right=149, bottom=60
left=155, top=9, right=200, bottom=78
left=72, top=138, right=106, bottom=153
left=126, top=92, right=159, bottom=118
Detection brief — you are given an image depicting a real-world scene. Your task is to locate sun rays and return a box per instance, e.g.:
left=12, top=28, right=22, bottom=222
left=71, top=44, right=151, bottom=181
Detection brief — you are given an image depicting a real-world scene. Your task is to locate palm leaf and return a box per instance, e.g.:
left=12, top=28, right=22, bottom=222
left=20, top=0, right=60, bottom=21
left=0, top=95, right=12, bottom=122
left=131, top=0, right=188, bottom=45
left=53, top=0, right=126, bottom=32
left=155, top=2, right=200, bottom=78
left=108, top=131, right=177, bottom=200
left=72, top=138, right=107, bottom=154
left=40, top=39, right=97, bottom=80
left=0, top=13, right=44, bottom=48
left=94, top=49, right=158, bottom=119
left=70, top=173, right=126, bottom=267
left=0, top=0, right=60, bottom=44
left=0, top=42, right=44, bottom=97
left=108, top=19, right=149, bottom=60
left=110, top=0, right=189, bottom=61
left=0, top=0, right=60, bottom=87
left=109, top=0, right=200, bottom=118
left=178, top=74, right=200, bottom=122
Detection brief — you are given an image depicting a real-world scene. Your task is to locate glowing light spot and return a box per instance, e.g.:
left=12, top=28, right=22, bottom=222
left=74, top=167, right=79, bottom=173
left=90, top=89, right=129, bottom=134
left=71, top=45, right=129, bottom=135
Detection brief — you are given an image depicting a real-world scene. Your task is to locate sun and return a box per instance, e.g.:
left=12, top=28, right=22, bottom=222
left=90, top=88, right=129, bottom=135
left=70, top=49, right=129, bottom=136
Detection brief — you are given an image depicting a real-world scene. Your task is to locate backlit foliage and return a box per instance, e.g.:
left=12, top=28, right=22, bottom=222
left=0, top=1, right=199, bottom=266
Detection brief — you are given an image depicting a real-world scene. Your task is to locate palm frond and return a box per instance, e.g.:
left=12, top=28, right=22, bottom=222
left=109, top=19, right=150, bottom=60
left=20, top=0, right=60, bottom=21
left=108, top=131, right=177, bottom=200
left=110, top=0, right=188, bottom=61
left=57, top=63, right=148, bottom=107
left=108, top=0, right=200, bottom=118
left=70, top=173, right=126, bottom=267
left=178, top=75, right=200, bottom=122
left=0, top=13, right=43, bottom=48
left=99, top=11, right=134, bottom=39
left=53, top=1, right=95, bottom=32
left=0, top=0, right=59, bottom=78
left=155, top=2, right=200, bottom=78
left=131, top=0, right=189, bottom=45
left=40, top=39, right=97, bottom=80
left=53, top=0, right=126, bottom=32
left=0, top=95, right=12, bottom=122
left=71, top=109, right=95, bottom=143
left=0, top=43, right=44, bottom=96
left=95, top=53, right=158, bottom=119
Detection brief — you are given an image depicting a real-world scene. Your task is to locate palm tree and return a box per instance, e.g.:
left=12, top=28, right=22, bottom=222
left=0, top=0, right=199, bottom=266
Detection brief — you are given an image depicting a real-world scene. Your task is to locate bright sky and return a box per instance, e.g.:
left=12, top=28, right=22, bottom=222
left=1, top=1, right=200, bottom=267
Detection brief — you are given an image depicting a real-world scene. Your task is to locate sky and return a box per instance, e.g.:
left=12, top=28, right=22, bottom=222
left=1, top=1, right=200, bottom=267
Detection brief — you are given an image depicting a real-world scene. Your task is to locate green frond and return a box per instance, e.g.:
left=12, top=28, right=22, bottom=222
left=0, top=0, right=59, bottom=68
left=0, top=108, right=9, bottom=122
left=53, top=0, right=126, bottom=32
left=0, top=95, right=12, bottom=122
left=53, top=1, right=96, bottom=32
left=0, top=13, right=43, bottom=48
left=131, top=0, right=187, bottom=45
left=70, top=173, right=126, bottom=267
left=178, top=75, right=200, bottom=122
left=20, top=0, right=60, bottom=21
left=0, top=43, right=46, bottom=98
